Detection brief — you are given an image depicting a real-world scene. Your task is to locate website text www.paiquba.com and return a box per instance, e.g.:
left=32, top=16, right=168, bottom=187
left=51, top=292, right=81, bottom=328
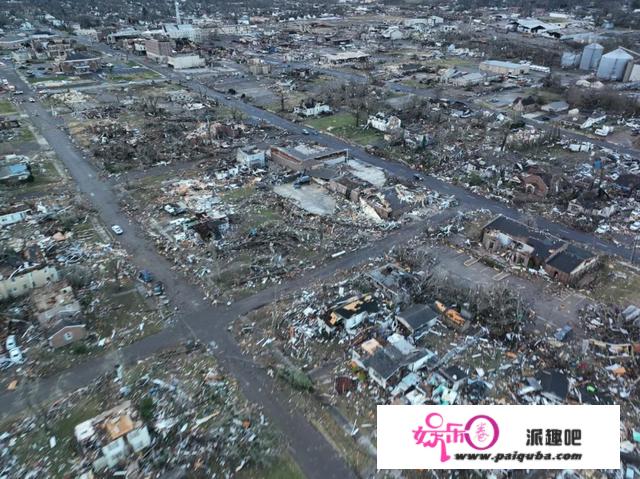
left=454, top=451, right=583, bottom=463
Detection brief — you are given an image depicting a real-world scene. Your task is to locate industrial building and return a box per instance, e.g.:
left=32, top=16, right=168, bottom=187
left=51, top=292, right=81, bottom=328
left=270, top=144, right=348, bottom=171
left=479, top=60, right=529, bottom=76
left=596, top=48, right=635, bottom=81
left=579, top=43, right=603, bottom=71
left=145, top=39, right=173, bottom=62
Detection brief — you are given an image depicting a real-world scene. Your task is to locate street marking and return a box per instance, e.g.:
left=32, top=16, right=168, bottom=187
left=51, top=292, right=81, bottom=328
left=464, top=257, right=479, bottom=267
left=492, top=271, right=510, bottom=281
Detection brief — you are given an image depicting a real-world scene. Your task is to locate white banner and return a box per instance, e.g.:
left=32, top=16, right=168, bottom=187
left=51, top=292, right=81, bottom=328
left=377, top=405, right=620, bottom=470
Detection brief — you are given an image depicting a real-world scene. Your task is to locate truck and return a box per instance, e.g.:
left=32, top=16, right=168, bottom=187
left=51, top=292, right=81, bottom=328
left=434, top=300, right=469, bottom=331
left=293, top=175, right=310, bottom=188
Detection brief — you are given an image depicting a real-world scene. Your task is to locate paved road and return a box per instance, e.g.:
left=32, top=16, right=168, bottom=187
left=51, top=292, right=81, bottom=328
left=86, top=43, right=635, bottom=262
left=4, top=59, right=467, bottom=476
left=1, top=65, right=365, bottom=479
left=0, top=40, right=632, bottom=474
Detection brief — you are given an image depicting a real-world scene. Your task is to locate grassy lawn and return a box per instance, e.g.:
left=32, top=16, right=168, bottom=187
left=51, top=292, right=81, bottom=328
left=221, top=185, right=255, bottom=203
left=591, top=260, right=640, bottom=305
left=2, top=160, right=63, bottom=197
left=425, top=57, right=477, bottom=69
left=306, top=112, right=382, bottom=146
left=108, top=70, right=161, bottom=82
left=400, top=79, right=430, bottom=89
left=238, top=455, right=305, bottom=479
left=26, top=75, right=79, bottom=84
left=0, top=99, right=16, bottom=115
left=240, top=206, right=282, bottom=233
left=0, top=126, right=35, bottom=148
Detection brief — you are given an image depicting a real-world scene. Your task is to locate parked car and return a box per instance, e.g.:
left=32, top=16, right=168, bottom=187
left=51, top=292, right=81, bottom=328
left=6, top=335, right=16, bottom=351
left=111, top=224, right=124, bottom=235
left=153, top=281, right=165, bottom=296
left=9, top=348, right=23, bottom=364
left=138, top=270, right=154, bottom=283
left=554, top=325, right=573, bottom=342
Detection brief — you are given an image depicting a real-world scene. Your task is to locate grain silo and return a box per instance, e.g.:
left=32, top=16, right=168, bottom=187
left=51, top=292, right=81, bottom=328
left=597, top=48, right=634, bottom=81
left=561, top=51, right=581, bottom=69
left=579, top=43, right=604, bottom=71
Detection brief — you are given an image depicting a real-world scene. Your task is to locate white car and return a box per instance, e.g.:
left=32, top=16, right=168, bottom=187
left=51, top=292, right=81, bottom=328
left=111, top=225, right=124, bottom=235
left=630, top=221, right=640, bottom=232
left=6, top=335, right=16, bottom=351
left=9, top=348, right=23, bottom=364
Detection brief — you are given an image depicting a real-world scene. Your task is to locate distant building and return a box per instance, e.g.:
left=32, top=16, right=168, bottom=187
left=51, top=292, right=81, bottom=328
left=322, top=51, right=370, bottom=65
left=579, top=43, right=603, bottom=71
left=162, top=24, right=202, bottom=42
left=510, top=18, right=562, bottom=38
left=0, top=35, right=27, bottom=50
left=270, top=144, right=348, bottom=172
left=236, top=145, right=266, bottom=168
left=11, top=50, right=31, bottom=65
left=0, top=265, right=60, bottom=300
left=442, top=69, right=485, bottom=87
left=0, top=162, right=32, bottom=183
left=167, top=54, right=205, bottom=69
left=293, top=101, right=332, bottom=117
left=367, top=113, right=401, bottom=132
left=145, top=39, right=173, bottom=62
left=107, top=29, right=141, bottom=44
left=480, top=60, right=529, bottom=76
left=55, top=51, right=102, bottom=74
left=43, top=38, right=74, bottom=60
left=596, top=48, right=634, bottom=81
left=481, top=215, right=598, bottom=285
left=247, top=58, right=271, bottom=75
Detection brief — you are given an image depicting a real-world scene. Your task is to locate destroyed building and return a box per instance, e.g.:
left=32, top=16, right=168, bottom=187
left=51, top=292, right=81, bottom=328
left=270, top=144, right=348, bottom=172
left=481, top=215, right=599, bottom=285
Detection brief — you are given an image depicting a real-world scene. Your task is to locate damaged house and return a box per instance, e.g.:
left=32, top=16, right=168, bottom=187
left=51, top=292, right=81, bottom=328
left=55, top=51, right=102, bottom=74
left=0, top=265, right=60, bottom=300
left=352, top=334, right=437, bottom=390
left=481, top=215, right=599, bottom=285
left=367, top=113, right=402, bottom=133
left=396, top=303, right=439, bottom=339
left=32, top=281, right=87, bottom=348
left=236, top=145, right=266, bottom=169
left=293, top=100, right=332, bottom=117
left=326, top=294, right=380, bottom=334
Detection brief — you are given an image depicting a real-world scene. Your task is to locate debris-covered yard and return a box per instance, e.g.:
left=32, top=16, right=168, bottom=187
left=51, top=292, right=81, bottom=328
left=0, top=344, right=300, bottom=478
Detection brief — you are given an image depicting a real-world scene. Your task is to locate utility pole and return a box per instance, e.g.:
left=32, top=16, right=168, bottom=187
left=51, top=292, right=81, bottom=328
left=175, top=0, right=182, bottom=25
